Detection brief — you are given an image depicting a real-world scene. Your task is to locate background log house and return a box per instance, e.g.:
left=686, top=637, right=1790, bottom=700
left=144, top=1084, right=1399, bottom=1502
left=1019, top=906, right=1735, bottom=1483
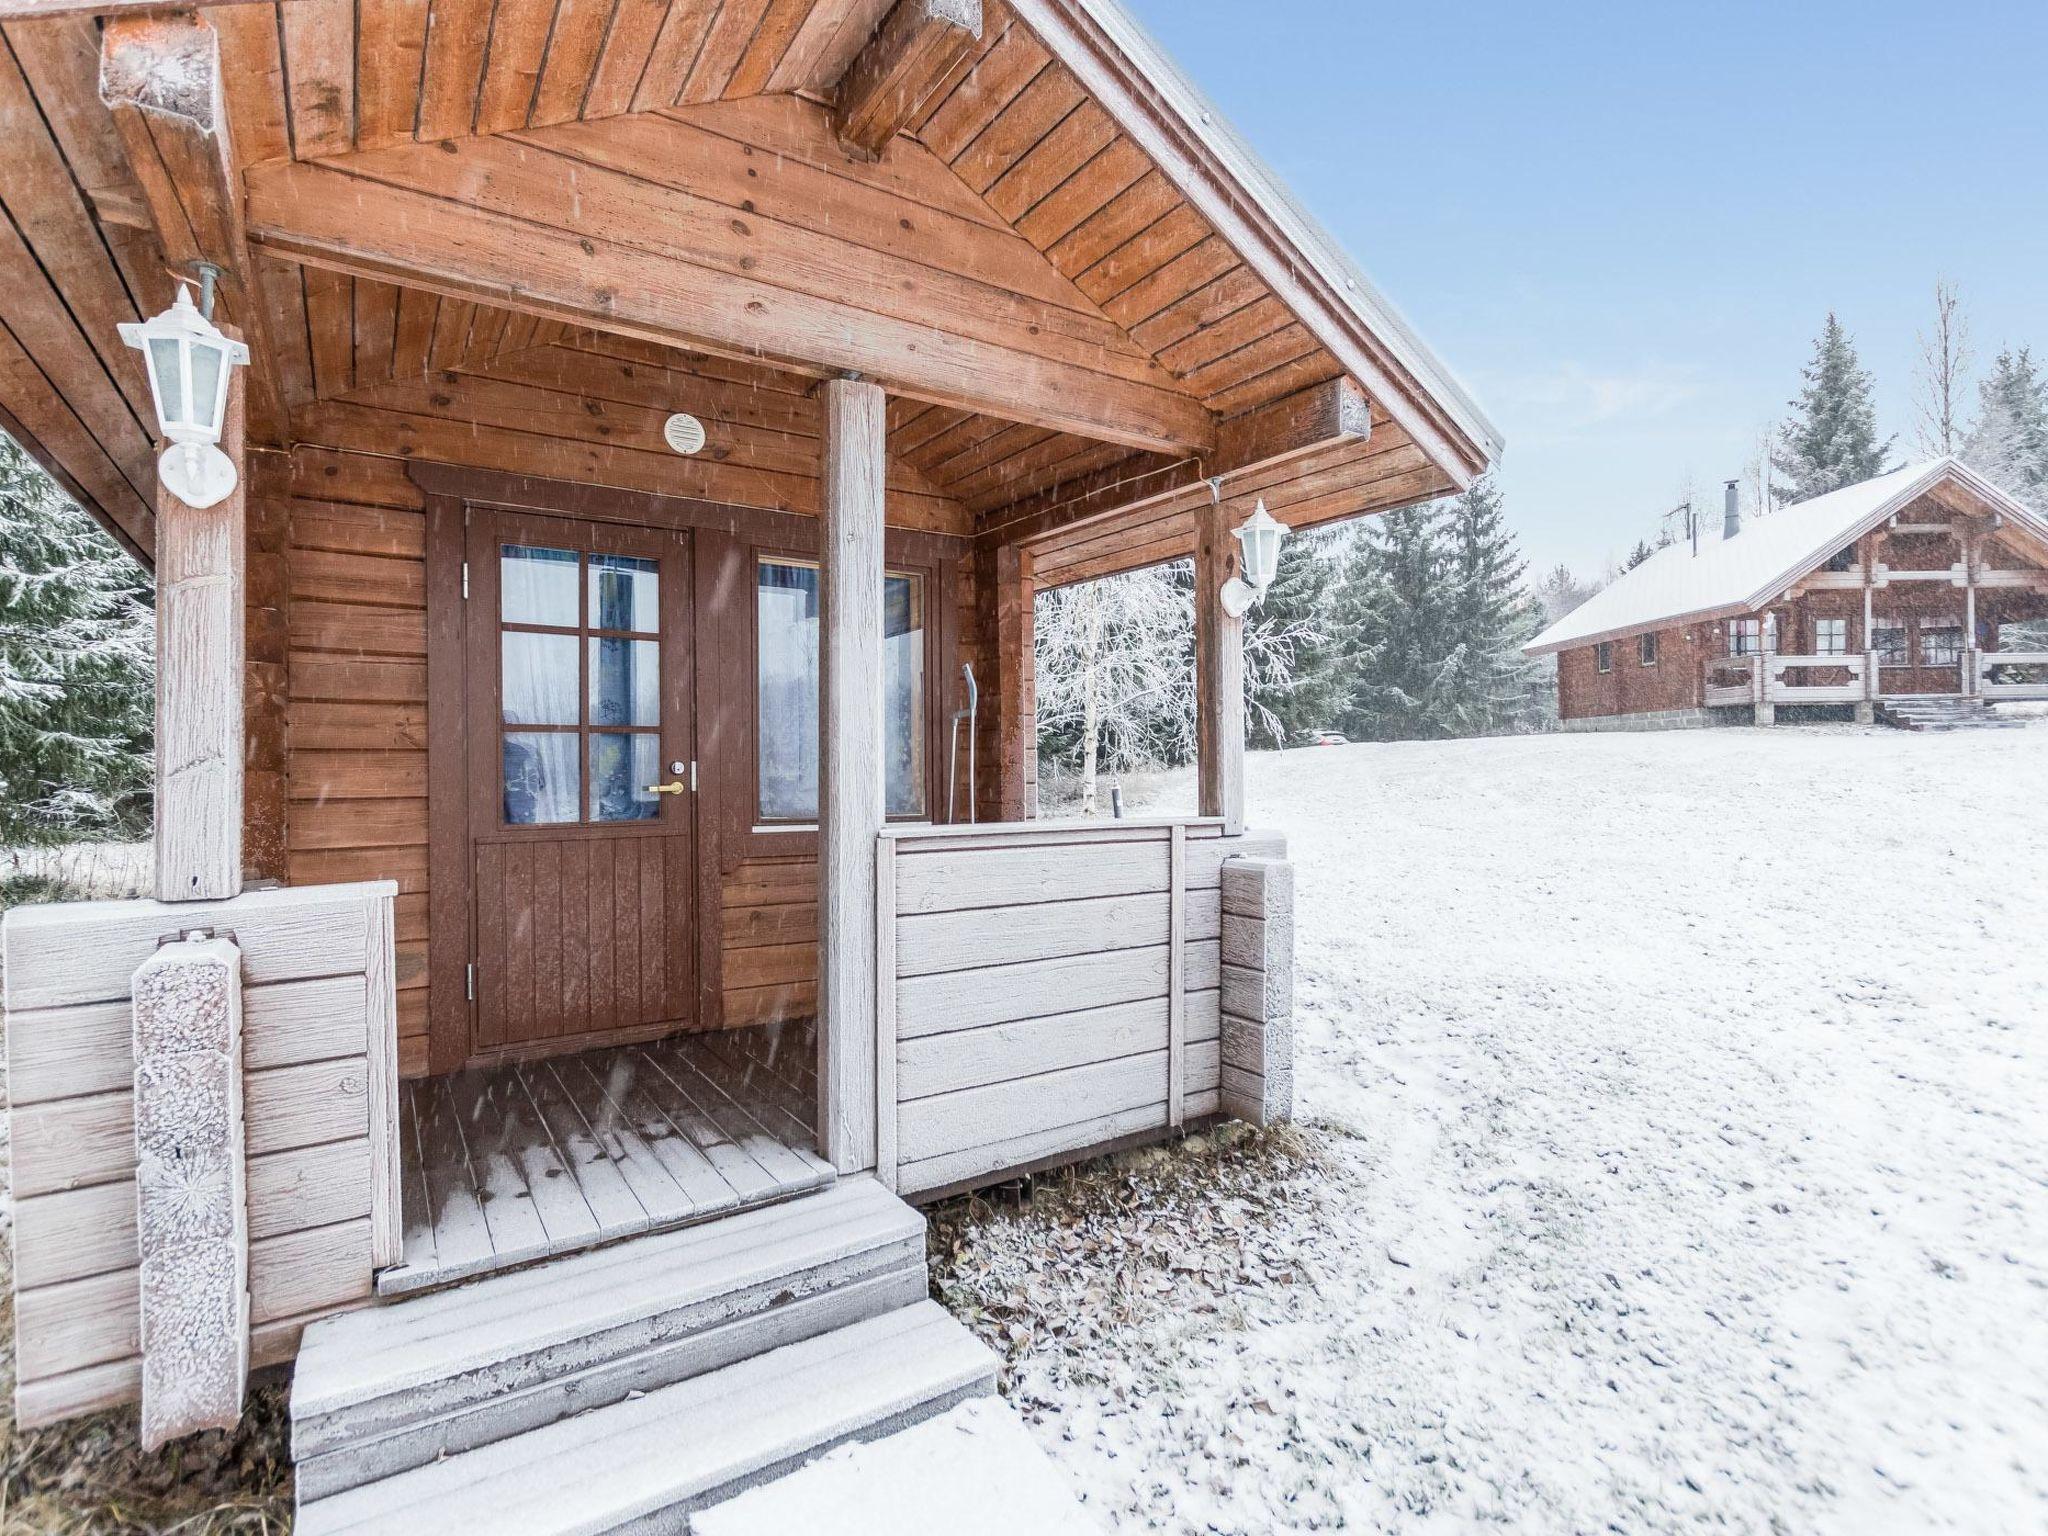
left=1529, top=461, right=2048, bottom=730
left=0, top=0, right=1501, bottom=1439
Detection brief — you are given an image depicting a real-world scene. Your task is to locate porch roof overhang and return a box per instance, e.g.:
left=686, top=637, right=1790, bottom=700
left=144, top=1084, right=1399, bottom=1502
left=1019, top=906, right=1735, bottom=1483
left=0, top=0, right=1498, bottom=572
left=1525, top=458, right=2048, bottom=657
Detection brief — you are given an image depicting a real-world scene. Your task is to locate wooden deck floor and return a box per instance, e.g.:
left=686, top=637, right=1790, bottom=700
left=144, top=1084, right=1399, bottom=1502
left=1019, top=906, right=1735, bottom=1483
left=382, top=1024, right=830, bottom=1296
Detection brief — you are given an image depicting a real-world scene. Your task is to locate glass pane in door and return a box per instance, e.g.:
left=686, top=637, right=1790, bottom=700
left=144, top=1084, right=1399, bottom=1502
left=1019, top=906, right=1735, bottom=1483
left=502, top=545, right=580, bottom=626
left=591, top=733, right=661, bottom=822
left=503, top=734, right=580, bottom=824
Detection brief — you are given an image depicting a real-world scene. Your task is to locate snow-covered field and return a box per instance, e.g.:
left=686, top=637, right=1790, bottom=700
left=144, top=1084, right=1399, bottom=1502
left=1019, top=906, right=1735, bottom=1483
left=943, top=723, right=2048, bottom=1533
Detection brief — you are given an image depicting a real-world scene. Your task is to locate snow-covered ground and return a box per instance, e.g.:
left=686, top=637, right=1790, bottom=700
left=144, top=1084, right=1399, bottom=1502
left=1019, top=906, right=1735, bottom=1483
left=941, top=723, right=2048, bottom=1534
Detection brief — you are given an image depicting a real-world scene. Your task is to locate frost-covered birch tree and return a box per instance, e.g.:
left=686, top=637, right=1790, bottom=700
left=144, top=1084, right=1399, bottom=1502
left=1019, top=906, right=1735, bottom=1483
left=0, top=432, right=155, bottom=846
left=1035, top=556, right=1319, bottom=806
left=1963, top=347, right=2048, bottom=513
left=1914, top=281, right=1973, bottom=458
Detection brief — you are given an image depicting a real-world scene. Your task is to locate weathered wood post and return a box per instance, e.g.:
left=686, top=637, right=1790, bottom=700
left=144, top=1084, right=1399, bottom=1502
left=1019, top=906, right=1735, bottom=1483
left=151, top=370, right=247, bottom=902
left=1196, top=494, right=1246, bottom=833
left=818, top=376, right=887, bottom=1174
left=994, top=543, right=1037, bottom=822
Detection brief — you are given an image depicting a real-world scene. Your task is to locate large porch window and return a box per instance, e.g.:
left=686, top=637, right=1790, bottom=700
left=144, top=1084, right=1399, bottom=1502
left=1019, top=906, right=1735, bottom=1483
left=1873, top=621, right=1907, bottom=665
left=1920, top=622, right=1964, bottom=667
left=755, top=556, right=927, bottom=824
left=1814, top=618, right=1849, bottom=656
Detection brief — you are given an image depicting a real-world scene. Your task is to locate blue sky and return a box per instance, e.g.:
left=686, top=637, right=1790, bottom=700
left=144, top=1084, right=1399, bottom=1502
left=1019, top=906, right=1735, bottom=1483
left=1120, top=0, right=2048, bottom=577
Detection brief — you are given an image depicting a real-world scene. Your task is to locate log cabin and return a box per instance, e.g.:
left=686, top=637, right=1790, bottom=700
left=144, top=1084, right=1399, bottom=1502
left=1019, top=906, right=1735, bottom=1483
left=0, top=0, right=1500, bottom=1522
left=1529, top=460, right=2048, bottom=731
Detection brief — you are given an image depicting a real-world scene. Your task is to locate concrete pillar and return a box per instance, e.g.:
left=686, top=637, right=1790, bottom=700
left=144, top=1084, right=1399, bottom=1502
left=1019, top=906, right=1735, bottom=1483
left=132, top=934, right=248, bottom=1449
left=1219, top=857, right=1294, bottom=1127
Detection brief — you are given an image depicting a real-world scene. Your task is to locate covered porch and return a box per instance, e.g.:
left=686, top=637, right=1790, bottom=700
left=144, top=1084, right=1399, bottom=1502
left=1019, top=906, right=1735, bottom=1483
left=0, top=0, right=1496, bottom=1446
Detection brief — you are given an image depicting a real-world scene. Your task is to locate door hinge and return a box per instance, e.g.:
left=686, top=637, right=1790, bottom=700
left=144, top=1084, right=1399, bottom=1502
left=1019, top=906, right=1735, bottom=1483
left=461, top=561, right=470, bottom=600
left=466, top=962, right=475, bottom=1002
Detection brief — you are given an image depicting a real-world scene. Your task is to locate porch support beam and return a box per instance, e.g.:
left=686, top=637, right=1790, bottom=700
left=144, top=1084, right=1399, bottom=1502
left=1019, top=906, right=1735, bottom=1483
left=978, top=377, right=1374, bottom=551
left=1195, top=492, right=1245, bottom=835
left=834, top=0, right=983, bottom=160
left=99, top=11, right=286, bottom=446
left=153, top=337, right=246, bottom=902
left=244, top=147, right=1214, bottom=456
left=817, top=376, right=888, bottom=1175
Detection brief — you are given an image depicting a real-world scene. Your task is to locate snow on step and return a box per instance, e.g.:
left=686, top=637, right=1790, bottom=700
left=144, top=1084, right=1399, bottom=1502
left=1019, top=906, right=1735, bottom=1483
left=292, top=1177, right=926, bottom=1499
left=694, top=1396, right=1105, bottom=1536
left=294, top=1302, right=998, bottom=1536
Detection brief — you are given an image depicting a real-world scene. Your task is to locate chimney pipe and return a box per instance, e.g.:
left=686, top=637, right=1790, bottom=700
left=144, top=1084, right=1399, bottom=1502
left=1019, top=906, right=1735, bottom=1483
left=1724, top=480, right=1741, bottom=540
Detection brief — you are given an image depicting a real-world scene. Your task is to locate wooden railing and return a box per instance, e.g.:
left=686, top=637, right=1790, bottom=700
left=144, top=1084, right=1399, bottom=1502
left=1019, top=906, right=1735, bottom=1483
left=1763, top=652, right=1869, bottom=704
left=1978, top=651, right=2048, bottom=700
left=1704, top=655, right=1757, bottom=707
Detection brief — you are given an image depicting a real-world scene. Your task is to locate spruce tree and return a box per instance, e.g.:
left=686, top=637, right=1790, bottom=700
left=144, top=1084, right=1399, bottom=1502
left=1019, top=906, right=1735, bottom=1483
left=1772, top=313, right=1894, bottom=503
left=1331, top=504, right=1458, bottom=742
left=1439, top=476, right=1547, bottom=735
left=1246, top=526, right=1347, bottom=746
left=1963, top=347, right=2048, bottom=512
left=0, top=431, right=154, bottom=846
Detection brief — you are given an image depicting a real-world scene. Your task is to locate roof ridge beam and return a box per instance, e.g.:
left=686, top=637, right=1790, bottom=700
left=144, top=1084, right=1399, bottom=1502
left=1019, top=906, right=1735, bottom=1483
left=834, top=0, right=984, bottom=160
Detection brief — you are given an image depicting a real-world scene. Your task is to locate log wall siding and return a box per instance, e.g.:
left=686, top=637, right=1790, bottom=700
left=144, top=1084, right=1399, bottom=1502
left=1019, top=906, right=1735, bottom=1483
left=879, top=820, right=1284, bottom=1200
left=1, top=881, right=399, bottom=1428
left=281, top=441, right=1004, bottom=1076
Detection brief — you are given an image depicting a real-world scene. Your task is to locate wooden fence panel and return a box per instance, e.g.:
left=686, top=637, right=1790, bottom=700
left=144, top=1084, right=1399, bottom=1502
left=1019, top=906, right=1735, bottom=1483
left=1, top=881, right=399, bottom=1428
left=882, top=820, right=1275, bottom=1200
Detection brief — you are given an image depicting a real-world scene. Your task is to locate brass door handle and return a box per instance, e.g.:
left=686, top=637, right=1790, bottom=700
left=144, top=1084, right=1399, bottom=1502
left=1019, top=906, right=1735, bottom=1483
left=644, top=781, right=689, bottom=797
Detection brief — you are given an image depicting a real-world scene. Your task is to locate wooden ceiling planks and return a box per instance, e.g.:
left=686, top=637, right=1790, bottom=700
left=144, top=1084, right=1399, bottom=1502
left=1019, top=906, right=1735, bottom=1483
left=905, top=0, right=1349, bottom=437
left=200, top=0, right=899, bottom=165
left=0, top=16, right=159, bottom=555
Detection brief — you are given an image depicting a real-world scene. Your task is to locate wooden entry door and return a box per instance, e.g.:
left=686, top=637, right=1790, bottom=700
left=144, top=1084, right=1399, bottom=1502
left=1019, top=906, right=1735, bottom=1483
left=461, top=508, right=697, bottom=1063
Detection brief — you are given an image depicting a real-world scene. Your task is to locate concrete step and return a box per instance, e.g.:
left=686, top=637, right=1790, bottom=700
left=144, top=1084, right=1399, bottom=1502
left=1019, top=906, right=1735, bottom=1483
left=294, top=1301, right=998, bottom=1536
left=291, top=1176, right=927, bottom=1503
left=693, top=1397, right=1106, bottom=1536
left=1877, top=699, right=2025, bottom=731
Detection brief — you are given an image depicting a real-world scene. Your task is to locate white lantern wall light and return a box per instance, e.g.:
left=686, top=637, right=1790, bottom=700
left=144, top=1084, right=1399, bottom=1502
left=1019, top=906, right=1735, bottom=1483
left=1219, top=498, right=1289, bottom=618
left=118, top=265, right=250, bottom=510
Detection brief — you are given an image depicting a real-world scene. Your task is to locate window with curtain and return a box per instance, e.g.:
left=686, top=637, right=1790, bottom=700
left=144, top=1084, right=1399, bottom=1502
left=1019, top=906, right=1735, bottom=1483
left=1728, top=619, right=1760, bottom=656
left=500, top=544, right=663, bottom=827
left=755, top=558, right=927, bottom=824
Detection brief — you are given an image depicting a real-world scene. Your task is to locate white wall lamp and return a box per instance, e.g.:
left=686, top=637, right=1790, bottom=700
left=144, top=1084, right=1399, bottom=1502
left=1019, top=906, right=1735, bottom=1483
left=118, top=265, right=250, bottom=510
left=1219, top=499, right=1289, bottom=618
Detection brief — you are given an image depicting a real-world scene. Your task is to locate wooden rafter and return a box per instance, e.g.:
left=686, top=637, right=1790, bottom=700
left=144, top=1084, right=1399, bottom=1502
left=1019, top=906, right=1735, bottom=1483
left=98, top=11, right=287, bottom=445
left=833, top=0, right=983, bottom=159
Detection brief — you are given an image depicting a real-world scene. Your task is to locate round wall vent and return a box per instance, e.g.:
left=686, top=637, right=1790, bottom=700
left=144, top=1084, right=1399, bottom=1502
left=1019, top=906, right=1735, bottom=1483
left=663, top=413, right=707, bottom=456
